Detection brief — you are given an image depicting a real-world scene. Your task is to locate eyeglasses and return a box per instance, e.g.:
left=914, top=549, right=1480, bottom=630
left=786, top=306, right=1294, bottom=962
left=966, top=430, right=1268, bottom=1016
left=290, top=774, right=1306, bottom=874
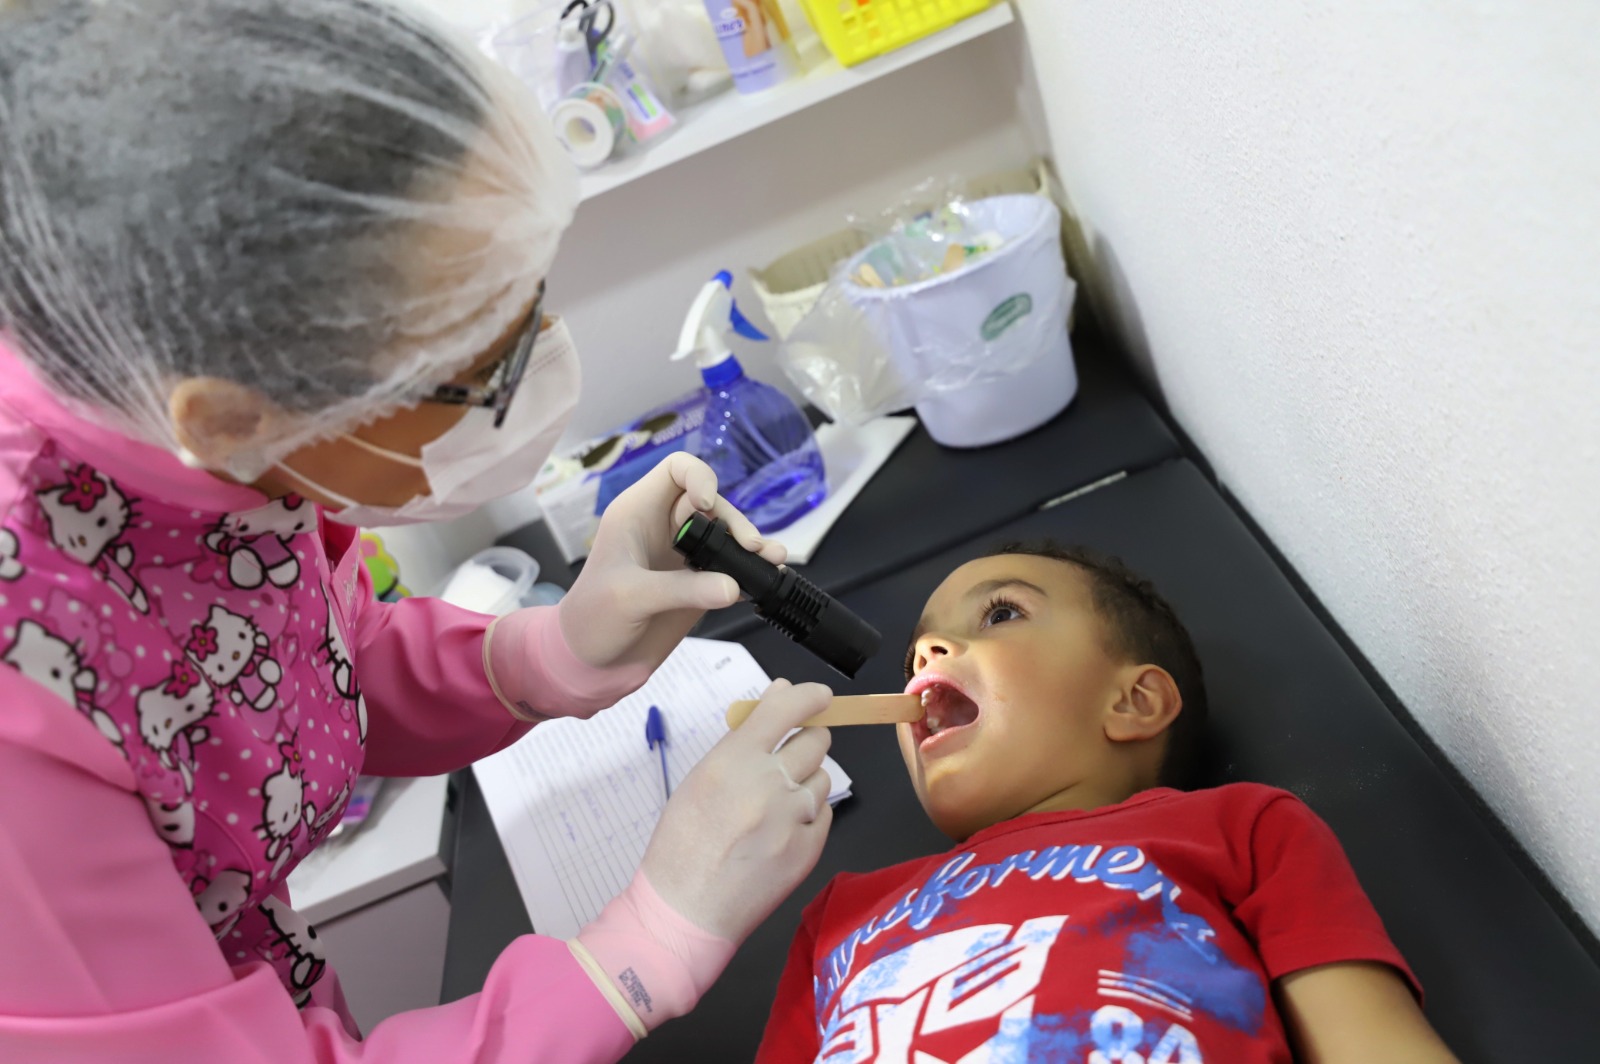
left=426, top=282, right=547, bottom=429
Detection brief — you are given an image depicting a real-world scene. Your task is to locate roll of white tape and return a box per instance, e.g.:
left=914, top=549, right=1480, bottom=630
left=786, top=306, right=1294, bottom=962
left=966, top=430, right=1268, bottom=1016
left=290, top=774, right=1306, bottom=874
left=551, top=85, right=626, bottom=169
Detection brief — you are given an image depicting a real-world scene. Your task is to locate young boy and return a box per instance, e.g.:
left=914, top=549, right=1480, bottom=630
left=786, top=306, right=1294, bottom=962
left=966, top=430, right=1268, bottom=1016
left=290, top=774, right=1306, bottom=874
left=756, top=545, right=1458, bottom=1063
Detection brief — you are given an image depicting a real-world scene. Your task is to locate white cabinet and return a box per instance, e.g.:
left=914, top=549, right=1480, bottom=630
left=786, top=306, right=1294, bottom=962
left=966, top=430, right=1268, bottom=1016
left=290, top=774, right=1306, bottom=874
left=288, top=775, right=452, bottom=1030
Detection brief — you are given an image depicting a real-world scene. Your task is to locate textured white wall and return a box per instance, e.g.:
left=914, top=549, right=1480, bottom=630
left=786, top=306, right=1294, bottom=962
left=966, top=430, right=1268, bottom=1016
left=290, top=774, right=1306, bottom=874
left=1014, top=0, right=1600, bottom=931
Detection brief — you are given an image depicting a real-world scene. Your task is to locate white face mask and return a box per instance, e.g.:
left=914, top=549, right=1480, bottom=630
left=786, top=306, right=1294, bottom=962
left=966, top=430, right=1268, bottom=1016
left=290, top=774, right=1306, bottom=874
left=281, top=317, right=581, bottom=527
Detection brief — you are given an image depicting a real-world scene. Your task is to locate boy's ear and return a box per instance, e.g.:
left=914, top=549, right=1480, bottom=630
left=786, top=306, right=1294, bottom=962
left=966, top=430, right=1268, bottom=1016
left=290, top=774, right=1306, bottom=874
left=1105, top=664, right=1183, bottom=743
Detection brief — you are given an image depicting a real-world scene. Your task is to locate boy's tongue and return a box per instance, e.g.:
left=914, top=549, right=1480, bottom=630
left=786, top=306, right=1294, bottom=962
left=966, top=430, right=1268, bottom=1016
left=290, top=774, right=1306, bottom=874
left=921, top=686, right=980, bottom=733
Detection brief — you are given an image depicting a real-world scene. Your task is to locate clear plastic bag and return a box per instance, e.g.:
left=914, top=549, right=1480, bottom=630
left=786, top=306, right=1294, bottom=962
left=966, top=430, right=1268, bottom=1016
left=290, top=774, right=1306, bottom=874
left=839, top=176, right=1003, bottom=287
left=476, top=6, right=567, bottom=109
left=612, top=0, right=731, bottom=106
left=778, top=190, right=1077, bottom=434
left=481, top=0, right=676, bottom=156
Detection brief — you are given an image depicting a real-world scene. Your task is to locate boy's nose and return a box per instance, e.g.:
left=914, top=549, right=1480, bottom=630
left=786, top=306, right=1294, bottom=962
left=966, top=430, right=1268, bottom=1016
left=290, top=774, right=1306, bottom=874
left=913, top=634, right=959, bottom=673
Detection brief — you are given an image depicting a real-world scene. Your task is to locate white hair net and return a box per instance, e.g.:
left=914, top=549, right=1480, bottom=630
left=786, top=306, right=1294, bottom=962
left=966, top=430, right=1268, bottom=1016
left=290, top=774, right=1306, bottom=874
left=0, top=0, right=578, bottom=481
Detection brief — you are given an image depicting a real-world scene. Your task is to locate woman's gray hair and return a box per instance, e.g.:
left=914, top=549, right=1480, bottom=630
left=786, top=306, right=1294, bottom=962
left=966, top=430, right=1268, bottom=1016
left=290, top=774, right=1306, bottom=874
left=0, top=0, right=576, bottom=479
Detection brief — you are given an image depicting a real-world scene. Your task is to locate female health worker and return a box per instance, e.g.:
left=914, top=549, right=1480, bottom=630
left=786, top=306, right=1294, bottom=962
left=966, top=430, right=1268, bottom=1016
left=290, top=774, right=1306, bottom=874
left=0, top=1, right=836, bottom=1059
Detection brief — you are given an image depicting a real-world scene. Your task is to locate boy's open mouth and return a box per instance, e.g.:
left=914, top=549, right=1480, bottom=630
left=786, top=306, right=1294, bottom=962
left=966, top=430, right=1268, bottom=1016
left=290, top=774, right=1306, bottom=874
left=906, top=675, right=982, bottom=750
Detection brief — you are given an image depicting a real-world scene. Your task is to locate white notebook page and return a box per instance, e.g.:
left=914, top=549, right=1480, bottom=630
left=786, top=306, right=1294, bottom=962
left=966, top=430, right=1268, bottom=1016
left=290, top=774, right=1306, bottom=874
left=473, top=637, right=852, bottom=938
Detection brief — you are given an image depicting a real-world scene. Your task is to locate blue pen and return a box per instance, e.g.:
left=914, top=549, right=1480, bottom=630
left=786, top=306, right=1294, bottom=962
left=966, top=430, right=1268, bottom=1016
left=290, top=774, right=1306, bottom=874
left=644, top=705, right=670, bottom=800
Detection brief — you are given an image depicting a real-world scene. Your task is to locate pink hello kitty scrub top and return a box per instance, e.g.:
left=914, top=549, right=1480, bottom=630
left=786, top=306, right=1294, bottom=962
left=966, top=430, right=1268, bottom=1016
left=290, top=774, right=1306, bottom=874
left=0, top=344, right=640, bottom=1063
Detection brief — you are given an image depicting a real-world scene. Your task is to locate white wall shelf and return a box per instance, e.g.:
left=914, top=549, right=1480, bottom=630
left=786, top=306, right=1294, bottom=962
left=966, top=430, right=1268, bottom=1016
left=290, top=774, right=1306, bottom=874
left=578, top=3, right=1015, bottom=202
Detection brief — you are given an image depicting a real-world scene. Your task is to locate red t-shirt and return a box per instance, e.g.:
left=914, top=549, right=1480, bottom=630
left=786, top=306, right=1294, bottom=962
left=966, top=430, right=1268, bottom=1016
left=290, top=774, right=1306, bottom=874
left=757, top=783, right=1418, bottom=1064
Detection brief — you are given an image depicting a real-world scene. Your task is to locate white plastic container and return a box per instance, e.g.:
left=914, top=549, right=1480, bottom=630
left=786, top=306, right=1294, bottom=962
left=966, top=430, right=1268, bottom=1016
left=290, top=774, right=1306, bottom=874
left=437, top=547, right=541, bottom=617
left=751, top=163, right=1050, bottom=340
left=840, top=195, right=1078, bottom=449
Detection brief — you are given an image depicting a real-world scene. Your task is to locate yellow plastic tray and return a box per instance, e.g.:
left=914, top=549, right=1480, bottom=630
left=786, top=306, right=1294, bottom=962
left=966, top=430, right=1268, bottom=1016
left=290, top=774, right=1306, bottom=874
left=802, top=0, right=996, bottom=67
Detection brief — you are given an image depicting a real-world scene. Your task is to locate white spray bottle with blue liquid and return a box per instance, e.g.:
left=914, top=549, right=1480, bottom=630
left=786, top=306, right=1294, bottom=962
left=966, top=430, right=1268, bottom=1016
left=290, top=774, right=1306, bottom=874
left=672, top=271, right=826, bottom=533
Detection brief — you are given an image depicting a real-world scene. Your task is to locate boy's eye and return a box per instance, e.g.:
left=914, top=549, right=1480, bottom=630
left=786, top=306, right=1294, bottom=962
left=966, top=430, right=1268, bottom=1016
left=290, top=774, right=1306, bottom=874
left=981, top=597, right=1024, bottom=627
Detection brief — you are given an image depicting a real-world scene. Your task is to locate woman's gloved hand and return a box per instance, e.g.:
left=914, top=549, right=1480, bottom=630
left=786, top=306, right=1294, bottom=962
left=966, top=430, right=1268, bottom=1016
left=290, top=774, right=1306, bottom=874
left=484, top=453, right=784, bottom=725
left=572, top=680, right=833, bottom=1033
left=559, top=452, right=785, bottom=687
left=637, top=678, right=833, bottom=940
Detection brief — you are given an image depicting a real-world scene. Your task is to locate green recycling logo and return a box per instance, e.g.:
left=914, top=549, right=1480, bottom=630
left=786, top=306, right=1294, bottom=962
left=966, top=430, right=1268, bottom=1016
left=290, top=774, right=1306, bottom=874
left=981, top=294, right=1034, bottom=341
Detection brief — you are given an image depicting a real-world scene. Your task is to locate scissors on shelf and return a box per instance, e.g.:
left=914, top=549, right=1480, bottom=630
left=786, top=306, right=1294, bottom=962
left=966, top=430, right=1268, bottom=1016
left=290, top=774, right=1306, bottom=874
left=561, top=0, right=616, bottom=79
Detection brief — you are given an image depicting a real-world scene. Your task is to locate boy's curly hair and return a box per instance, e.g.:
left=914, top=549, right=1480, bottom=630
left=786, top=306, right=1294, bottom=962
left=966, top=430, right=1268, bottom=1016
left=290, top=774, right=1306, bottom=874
left=990, top=542, right=1209, bottom=789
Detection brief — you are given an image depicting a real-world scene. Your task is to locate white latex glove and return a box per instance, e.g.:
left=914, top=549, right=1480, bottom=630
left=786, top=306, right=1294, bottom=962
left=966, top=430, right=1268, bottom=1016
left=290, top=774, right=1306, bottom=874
left=558, top=452, right=786, bottom=680
left=642, top=678, right=834, bottom=941
left=573, top=679, right=834, bottom=1032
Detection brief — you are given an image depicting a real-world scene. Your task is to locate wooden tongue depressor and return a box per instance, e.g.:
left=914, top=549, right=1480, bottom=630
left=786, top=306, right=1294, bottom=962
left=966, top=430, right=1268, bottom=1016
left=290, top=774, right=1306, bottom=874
left=725, top=693, right=924, bottom=731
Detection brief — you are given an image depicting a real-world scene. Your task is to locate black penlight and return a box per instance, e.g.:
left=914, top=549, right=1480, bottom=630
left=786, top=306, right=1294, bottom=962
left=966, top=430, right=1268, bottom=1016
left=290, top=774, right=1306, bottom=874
left=673, top=512, right=881, bottom=679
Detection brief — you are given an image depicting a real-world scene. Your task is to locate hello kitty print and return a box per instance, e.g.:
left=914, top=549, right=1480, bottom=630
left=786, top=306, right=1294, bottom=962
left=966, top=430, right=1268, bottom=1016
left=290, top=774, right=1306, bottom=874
left=36, top=465, right=150, bottom=613
left=0, top=449, right=366, bottom=1009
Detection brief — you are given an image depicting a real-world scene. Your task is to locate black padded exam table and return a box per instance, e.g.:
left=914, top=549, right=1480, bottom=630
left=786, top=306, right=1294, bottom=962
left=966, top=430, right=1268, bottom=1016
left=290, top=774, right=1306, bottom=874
left=615, top=460, right=1600, bottom=1061
left=446, top=347, right=1598, bottom=1062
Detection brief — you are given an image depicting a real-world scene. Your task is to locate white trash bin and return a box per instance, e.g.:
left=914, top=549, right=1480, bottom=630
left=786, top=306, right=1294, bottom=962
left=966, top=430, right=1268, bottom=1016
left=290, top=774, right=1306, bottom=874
left=840, top=195, right=1077, bottom=448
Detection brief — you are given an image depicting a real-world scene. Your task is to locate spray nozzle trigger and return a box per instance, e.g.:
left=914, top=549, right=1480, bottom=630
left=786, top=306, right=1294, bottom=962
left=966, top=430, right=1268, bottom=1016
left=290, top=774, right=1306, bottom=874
left=673, top=270, right=768, bottom=367
left=711, top=269, right=767, bottom=342
left=729, top=301, right=767, bottom=343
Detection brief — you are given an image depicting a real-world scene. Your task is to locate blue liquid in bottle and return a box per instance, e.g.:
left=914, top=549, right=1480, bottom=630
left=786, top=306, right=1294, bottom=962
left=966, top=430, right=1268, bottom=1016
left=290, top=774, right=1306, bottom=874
left=697, top=356, right=826, bottom=533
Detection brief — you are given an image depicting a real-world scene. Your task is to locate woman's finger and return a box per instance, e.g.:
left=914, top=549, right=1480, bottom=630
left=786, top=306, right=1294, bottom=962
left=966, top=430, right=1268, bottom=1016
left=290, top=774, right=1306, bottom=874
left=736, top=681, right=831, bottom=754
left=670, top=490, right=711, bottom=535
left=704, top=494, right=772, bottom=556
left=678, top=456, right=720, bottom=513
left=776, top=725, right=831, bottom=781
left=628, top=567, right=739, bottom=616
left=628, top=452, right=719, bottom=523
left=754, top=537, right=787, bottom=566
left=797, top=766, right=833, bottom=824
